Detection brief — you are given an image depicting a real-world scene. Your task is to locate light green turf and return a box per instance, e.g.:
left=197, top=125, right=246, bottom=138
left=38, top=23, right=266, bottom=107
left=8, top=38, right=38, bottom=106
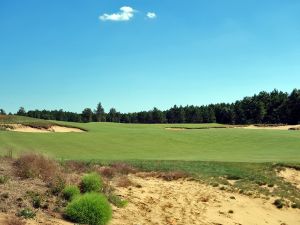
left=0, top=117, right=299, bottom=162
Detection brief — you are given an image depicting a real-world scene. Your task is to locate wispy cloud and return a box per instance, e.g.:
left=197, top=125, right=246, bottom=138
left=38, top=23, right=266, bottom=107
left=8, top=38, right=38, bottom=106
left=147, top=12, right=157, bottom=19
left=99, top=6, right=136, bottom=22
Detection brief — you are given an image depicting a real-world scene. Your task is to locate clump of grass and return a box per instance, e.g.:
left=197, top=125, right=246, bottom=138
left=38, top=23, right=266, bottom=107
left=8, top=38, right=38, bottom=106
left=291, top=202, right=300, bottom=209
left=108, top=194, right=128, bottom=208
left=65, top=193, right=112, bottom=225
left=17, top=208, right=36, bottom=219
left=0, top=175, right=9, bottom=184
left=274, top=199, right=285, bottom=209
left=80, top=173, right=103, bottom=193
left=14, top=153, right=60, bottom=181
left=63, top=185, right=80, bottom=201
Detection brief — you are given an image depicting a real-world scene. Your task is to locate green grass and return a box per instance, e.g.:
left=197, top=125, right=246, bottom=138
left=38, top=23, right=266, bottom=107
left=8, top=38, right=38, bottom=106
left=0, top=116, right=300, bottom=162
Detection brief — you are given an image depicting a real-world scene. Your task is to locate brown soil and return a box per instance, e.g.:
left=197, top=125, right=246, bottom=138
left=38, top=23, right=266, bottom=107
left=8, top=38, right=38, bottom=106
left=5, top=124, right=84, bottom=133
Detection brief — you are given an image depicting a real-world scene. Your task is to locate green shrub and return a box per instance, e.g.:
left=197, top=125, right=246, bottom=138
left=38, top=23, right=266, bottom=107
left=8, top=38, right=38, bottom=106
left=63, top=185, right=80, bottom=201
left=80, top=173, right=103, bottom=193
left=65, top=193, right=112, bottom=225
left=17, top=208, right=36, bottom=219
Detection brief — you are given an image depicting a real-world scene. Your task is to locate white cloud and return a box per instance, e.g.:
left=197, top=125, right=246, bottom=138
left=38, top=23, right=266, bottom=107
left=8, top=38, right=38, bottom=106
left=99, top=6, right=136, bottom=22
left=147, top=12, right=157, bottom=19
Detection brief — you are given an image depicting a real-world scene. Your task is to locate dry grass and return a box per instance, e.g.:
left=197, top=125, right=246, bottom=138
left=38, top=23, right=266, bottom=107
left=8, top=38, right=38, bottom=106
left=6, top=216, right=26, bottom=225
left=111, top=163, right=137, bottom=175
left=98, top=167, right=117, bottom=179
left=158, top=171, right=188, bottom=181
left=64, top=161, right=91, bottom=173
left=14, top=153, right=60, bottom=181
left=115, top=176, right=134, bottom=188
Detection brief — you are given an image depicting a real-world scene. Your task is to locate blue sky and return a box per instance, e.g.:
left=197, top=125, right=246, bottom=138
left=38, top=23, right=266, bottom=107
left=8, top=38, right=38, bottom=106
left=0, top=0, right=300, bottom=113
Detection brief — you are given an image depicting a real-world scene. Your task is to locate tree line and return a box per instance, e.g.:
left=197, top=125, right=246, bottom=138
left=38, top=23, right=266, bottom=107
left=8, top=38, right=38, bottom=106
left=1, top=89, right=299, bottom=124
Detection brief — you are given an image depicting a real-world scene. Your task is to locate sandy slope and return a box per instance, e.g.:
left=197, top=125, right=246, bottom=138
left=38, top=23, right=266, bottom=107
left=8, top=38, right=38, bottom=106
left=6, top=124, right=83, bottom=133
left=278, top=168, right=300, bottom=189
left=111, top=175, right=300, bottom=225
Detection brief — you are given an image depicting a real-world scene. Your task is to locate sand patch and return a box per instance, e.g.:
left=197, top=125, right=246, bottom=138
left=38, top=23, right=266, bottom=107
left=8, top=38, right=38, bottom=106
left=165, top=127, right=187, bottom=131
left=278, top=168, right=300, bottom=189
left=110, top=175, right=300, bottom=225
left=242, top=125, right=300, bottom=130
left=5, top=124, right=84, bottom=133
left=0, top=213, right=73, bottom=225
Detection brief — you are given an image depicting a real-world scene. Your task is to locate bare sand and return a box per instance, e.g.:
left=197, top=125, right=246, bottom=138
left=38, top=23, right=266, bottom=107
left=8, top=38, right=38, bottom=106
left=110, top=175, right=300, bottom=225
left=242, top=125, right=300, bottom=130
left=6, top=124, right=84, bottom=133
left=278, top=168, right=300, bottom=189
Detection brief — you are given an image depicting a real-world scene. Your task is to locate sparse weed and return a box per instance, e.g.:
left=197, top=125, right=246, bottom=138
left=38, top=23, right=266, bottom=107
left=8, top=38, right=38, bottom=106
left=14, top=153, right=60, bottom=181
left=107, top=194, right=128, bottom=208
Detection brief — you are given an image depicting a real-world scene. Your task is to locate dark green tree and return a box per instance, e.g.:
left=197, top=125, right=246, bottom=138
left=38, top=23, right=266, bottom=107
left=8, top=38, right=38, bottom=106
left=17, top=107, right=26, bottom=116
left=94, top=103, right=106, bottom=122
left=81, top=108, right=93, bottom=123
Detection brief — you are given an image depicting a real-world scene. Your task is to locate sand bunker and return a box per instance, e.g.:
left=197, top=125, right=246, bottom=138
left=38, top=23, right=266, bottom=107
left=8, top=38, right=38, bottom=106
left=5, top=124, right=84, bottom=133
left=110, top=175, right=300, bottom=225
left=242, top=125, right=300, bottom=130
left=278, top=168, right=300, bottom=189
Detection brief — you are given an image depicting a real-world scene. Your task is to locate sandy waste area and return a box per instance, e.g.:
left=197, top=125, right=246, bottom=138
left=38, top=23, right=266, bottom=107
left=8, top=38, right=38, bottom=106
left=1, top=173, right=300, bottom=225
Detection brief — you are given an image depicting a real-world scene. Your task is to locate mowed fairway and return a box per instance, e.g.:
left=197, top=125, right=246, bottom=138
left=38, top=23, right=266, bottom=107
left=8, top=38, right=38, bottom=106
left=0, top=121, right=300, bottom=162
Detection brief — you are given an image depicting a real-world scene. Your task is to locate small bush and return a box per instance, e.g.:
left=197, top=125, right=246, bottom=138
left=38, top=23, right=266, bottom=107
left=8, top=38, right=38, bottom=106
left=80, top=173, right=103, bottom=193
left=17, top=208, right=36, bottom=219
left=99, top=167, right=116, bottom=179
left=116, top=176, right=133, bottom=188
left=14, top=153, right=60, bottom=181
left=65, top=193, right=112, bottom=225
left=63, top=185, right=80, bottom=201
